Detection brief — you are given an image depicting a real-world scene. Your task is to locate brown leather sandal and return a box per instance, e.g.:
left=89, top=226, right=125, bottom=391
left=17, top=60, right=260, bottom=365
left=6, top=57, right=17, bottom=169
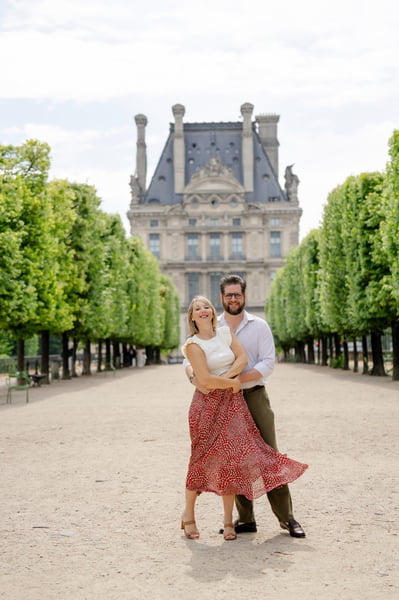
left=223, top=522, right=237, bottom=541
left=181, top=519, right=199, bottom=539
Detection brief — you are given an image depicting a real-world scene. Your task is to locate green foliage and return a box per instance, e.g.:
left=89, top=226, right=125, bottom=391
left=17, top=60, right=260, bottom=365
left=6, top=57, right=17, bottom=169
left=319, top=184, right=351, bottom=335
left=381, top=130, right=399, bottom=315
left=0, top=331, right=13, bottom=355
left=266, top=129, right=399, bottom=357
left=0, top=143, right=188, bottom=354
left=126, top=236, right=163, bottom=347
left=265, top=229, right=324, bottom=348
left=0, top=140, right=51, bottom=338
left=159, top=274, right=181, bottom=350
left=25, top=335, right=39, bottom=356
left=301, top=229, right=326, bottom=335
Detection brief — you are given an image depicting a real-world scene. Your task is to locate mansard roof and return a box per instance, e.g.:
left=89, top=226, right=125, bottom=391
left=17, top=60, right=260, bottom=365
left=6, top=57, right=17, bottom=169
left=142, top=121, right=287, bottom=206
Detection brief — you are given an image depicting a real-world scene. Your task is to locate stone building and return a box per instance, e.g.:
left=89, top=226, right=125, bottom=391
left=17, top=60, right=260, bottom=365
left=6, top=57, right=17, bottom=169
left=127, top=102, right=302, bottom=343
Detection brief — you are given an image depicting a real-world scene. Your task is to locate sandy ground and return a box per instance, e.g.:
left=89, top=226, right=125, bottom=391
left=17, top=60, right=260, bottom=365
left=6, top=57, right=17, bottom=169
left=0, top=362, right=398, bottom=600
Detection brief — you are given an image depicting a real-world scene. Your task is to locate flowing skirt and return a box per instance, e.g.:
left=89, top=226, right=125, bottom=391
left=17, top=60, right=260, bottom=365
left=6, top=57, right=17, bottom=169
left=186, top=388, right=308, bottom=499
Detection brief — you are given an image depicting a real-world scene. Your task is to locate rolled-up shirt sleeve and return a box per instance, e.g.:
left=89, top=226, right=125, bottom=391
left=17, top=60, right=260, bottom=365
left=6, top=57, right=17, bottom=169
left=241, top=318, right=275, bottom=381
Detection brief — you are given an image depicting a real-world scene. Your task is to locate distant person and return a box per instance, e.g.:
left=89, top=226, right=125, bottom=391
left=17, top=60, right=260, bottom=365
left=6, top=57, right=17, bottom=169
left=181, top=295, right=308, bottom=540
left=185, top=275, right=307, bottom=538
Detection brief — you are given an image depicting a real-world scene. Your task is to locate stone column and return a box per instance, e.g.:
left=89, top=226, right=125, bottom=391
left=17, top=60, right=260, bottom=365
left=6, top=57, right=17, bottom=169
left=172, top=103, right=186, bottom=193
left=255, top=113, right=280, bottom=178
left=241, top=102, right=254, bottom=193
left=134, top=114, right=148, bottom=193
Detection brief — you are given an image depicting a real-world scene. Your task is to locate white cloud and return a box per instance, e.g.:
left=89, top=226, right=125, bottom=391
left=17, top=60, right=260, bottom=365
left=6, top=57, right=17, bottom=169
left=1, top=0, right=398, bottom=106
left=1, top=0, right=398, bottom=241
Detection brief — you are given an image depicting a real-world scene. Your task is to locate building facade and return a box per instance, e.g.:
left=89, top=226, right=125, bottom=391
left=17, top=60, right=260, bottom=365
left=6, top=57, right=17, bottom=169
left=127, top=102, right=302, bottom=343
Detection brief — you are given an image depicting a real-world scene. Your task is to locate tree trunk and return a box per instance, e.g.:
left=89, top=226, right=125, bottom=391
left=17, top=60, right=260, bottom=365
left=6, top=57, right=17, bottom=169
left=370, top=330, right=386, bottom=376
left=154, top=347, right=161, bottom=364
left=362, top=335, right=369, bottom=375
left=334, top=333, right=341, bottom=358
left=343, top=340, right=349, bottom=370
left=112, top=340, right=120, bottom=369
left=82, top=339, right=92, bottom=375
left=105, top=338, right=112, bottom=370
left=41, top=330, right=50, bottom=384
left=71, top=338, right=78, bottom=377
left=17, top=338, right=25, bottom=372
left=62, top=331, right=70, bottom=379
left=353, top=338, right=358, bottom=373
left=391, top=321, right=399, bottom=381
left=328, top=335, right=333, bottom=366
left=145, top=346, right=154, bottom=365
left=307, top=337, right=315, bottom=364
left=321, top=336, right=328, bottom=366
left=122, top=343, right=129, bottom=367
left=97, top=339, right=103, bottom=372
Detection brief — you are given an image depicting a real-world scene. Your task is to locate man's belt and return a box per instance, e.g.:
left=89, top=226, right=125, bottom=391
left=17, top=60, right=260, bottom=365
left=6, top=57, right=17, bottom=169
left=243, top=385, right=264, bottom=394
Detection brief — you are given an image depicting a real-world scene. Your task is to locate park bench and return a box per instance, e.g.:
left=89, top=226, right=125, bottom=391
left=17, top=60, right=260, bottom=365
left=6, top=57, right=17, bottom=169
left=6, top=370, right=30, bottom=404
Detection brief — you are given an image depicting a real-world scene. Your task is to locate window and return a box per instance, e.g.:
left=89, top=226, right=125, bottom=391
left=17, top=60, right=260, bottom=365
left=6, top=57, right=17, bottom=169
left=270, top=218, right=280, bottom=226
left=150, top=219, right=159, bottom=227
left=270, top=270, right=276, bottom=283
left=210, top=272, right=222, bottom=308
left=232, top=217, right=241, bottom=226
left=209, top=233, right=221, bottom=260
left=187, top=272, right=199, bottom=301
left=210, top=218, right=219, bottom=226
left=231, top=232, right=243, bottom=258
left=270, top=231, right=281, bottom=257
left=187, top=232, right=199, bottom=260
left=188, top=218, right=197, bottom=227
left=149, top=233, right=160, bottom=258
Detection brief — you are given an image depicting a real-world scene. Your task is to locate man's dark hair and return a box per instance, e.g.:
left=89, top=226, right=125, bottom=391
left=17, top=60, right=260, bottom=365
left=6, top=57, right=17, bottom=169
left=220, top=274, right=246, bottom=295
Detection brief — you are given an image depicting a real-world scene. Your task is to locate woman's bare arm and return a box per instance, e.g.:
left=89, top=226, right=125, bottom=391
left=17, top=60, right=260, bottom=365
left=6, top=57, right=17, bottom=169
left=185, top=343, right=240, bottom=392
left=222, top=332, right=248, bottom=379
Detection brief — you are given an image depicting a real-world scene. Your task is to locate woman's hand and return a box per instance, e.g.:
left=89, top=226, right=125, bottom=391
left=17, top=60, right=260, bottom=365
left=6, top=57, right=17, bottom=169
left=230, top=376, right=241, bottom=393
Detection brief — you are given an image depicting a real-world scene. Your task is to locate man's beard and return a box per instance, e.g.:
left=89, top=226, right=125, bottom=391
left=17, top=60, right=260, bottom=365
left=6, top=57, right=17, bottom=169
left=223, top=302, right=245, bottom=316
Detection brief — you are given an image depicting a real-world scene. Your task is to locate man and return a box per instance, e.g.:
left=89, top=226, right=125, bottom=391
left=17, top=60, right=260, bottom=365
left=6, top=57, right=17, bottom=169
left=186, top=274, right=306, bottom=538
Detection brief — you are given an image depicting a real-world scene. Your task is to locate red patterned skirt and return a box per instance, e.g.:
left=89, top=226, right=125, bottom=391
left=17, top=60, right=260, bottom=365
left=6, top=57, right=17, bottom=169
left=186, top=388, right=308, bottom=499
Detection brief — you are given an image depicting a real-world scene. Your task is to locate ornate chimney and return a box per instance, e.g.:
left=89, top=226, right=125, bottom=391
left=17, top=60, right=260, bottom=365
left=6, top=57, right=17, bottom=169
left=134, top=113, right=148, bottom=193
left=172, top=104, right=186, bottom=193
left=255, top=113, right=280, bottom=178
left=240, top=102, right=254, bottom=192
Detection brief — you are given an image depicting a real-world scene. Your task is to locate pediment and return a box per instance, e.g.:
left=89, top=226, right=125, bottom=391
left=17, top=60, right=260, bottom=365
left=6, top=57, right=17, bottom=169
left=184, top=157, right=244, bottom=194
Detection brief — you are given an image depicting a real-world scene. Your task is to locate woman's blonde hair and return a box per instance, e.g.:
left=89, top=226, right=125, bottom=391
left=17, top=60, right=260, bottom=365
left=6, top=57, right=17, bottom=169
left=187, top=296, right=218, bottom=336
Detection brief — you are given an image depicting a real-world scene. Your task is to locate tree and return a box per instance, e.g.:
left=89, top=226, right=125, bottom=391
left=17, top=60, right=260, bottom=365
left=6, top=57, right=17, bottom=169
left=126, top=236, right=163, bottom=349
left=319, top=184, right=352, bottom=358
left=159, top=274, right=180, bottom=352
left=381, top=130, right=399, bottom=379
left=0, top=140, right=52, bottom=370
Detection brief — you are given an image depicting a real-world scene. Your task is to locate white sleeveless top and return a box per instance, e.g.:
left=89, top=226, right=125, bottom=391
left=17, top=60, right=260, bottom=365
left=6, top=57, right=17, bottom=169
left=182, top=326, right=234, bottom=375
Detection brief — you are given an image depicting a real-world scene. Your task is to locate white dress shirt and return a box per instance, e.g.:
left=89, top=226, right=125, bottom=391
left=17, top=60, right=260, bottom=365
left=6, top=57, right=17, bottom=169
left=218, top=310, right=275, bottom=389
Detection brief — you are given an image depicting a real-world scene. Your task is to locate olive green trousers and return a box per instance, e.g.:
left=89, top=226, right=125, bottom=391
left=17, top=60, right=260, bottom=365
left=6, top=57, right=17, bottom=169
left=235, top=386, right=293, bottom=524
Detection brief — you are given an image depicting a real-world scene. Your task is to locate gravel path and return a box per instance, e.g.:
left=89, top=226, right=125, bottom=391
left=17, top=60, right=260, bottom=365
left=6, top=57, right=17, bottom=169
left=0, top=362, right=398, bottom=600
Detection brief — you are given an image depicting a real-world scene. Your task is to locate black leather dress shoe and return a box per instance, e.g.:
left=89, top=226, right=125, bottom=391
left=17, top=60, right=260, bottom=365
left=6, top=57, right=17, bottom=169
left=280, top=518, right=306, bottom=538
left=219, top=519, right=257, bottom=534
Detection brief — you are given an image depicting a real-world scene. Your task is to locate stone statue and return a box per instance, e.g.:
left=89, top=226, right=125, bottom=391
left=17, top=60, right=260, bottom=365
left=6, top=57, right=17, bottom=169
left=129, top=174, right=141, bottom=206
left=284, top=164, right=299, bottom=201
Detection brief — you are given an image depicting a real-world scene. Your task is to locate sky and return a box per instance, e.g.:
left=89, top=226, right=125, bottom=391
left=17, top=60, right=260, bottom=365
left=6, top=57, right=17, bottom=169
left=1, top=0, right=398, bottom=240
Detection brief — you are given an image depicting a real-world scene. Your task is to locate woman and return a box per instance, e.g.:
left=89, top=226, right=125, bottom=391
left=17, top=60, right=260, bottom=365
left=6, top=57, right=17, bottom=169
left=181, top=296, right=308, bottom=541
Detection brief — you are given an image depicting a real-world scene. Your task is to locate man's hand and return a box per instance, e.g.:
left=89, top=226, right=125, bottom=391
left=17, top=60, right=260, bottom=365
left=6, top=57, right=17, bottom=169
left=230, top=376, right=241, bottom=393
